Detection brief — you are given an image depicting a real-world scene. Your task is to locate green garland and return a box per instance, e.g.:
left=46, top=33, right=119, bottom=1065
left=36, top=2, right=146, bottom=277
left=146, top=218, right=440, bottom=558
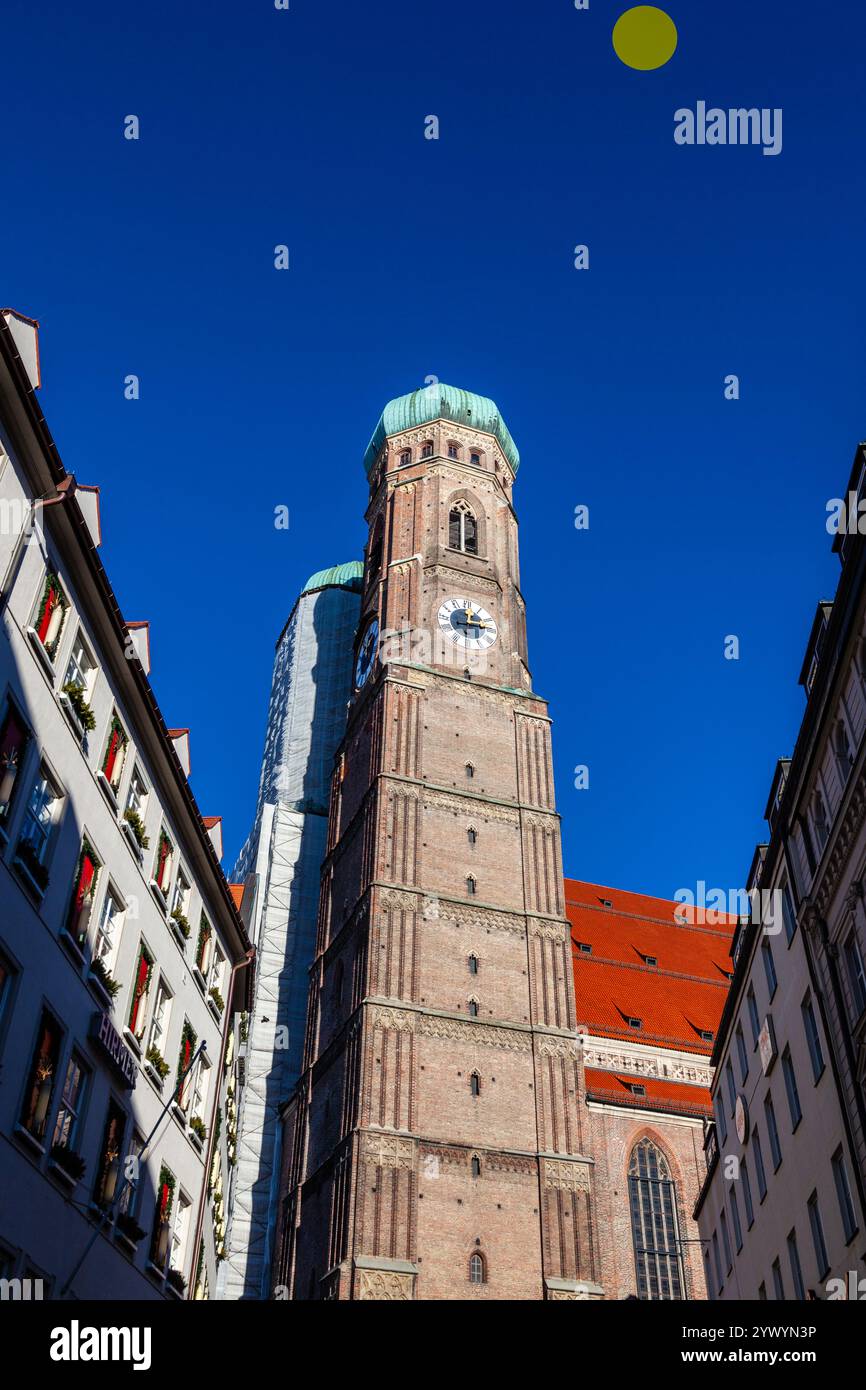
left=36, top=571, right=67, bottom=659
left=176, top=1020, right=198, bottom=1087
left=102, top=715, right=128, bottom=774
left=157, top=1164, right=176, bottom=1222
left=196, top=914, right=212, bottom=970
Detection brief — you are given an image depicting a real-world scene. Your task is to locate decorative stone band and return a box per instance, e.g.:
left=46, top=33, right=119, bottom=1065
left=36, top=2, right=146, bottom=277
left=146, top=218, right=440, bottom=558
left=368, top=1003, right=532, bottom=1053
left=580, top=1036, right=713, bottom=1088
left=541, top=1158, right=592, bottom=1193
left=375, top=884, right=564, bottom=939
left=354, top=1256, right=418, bottom=1302
left=426, top=563, right=501, bottom=595
left=363, top=1132, right=415, bottom=1169
left=545, top=1276, right=605, bottom=1301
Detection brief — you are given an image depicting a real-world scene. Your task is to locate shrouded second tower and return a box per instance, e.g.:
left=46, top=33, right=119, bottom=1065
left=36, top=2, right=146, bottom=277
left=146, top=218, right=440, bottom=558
left=276, top=385, right=602, bottom=1300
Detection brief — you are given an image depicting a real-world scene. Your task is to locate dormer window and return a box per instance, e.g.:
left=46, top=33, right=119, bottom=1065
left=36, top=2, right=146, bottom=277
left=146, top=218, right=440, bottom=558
left=627, top=1016, right=642, bottom=1030
left=629, top=1083, right=646, bottom=1097
left=600, top=897, right=613, bottom=908
left=698, top=1028, right=714, bottom=1042
left=644, top=955, right=658, bottom=967
left=577, top=942, right=592, bottom=955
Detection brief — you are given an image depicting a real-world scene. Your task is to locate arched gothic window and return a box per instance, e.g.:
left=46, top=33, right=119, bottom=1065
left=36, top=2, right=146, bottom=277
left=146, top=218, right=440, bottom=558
left=471, top=1155, right=481, bottom=1178
left=468, top=953, right=479, bottom=975
left=468, top=998, right=479, bottom=1017
left=469, top=1252, right=485, bottom=1283
left=470, top=1071, right=481, bottom=1097
left=467, top=826, right=477, bottom=845
left=466, top=875, right=476, bottom=896
left=449, top=501, right=478, bottom=555
left=628, top=1139, right=686, bottom=1300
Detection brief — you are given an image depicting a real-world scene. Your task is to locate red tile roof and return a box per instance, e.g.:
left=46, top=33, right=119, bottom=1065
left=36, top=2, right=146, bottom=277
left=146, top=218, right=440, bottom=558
left=566, top=878, right=737, bottom=1058
left=584, top=1067, right=713, bottom=1119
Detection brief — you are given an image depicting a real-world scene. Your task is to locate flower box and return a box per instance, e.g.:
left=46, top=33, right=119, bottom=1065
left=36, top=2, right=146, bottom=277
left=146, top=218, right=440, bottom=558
left=123, top=1027, right=143, bottom=1057
left=144, top=1063, right=165, bottom=1092
left=96, top=769, right=119, bottom=809
left=26, top=625, right=56, bottom=677
left=49, top=1142, right=86, bottom=1185
left=59, top=689, right=87, bottom=742
left=121, top=816, right=144, bottom=861
left=148, top=879, right=169, bottom=914
left=59, top=929, right=85, bottom=967
left=12, top=846, right=49, bottom=899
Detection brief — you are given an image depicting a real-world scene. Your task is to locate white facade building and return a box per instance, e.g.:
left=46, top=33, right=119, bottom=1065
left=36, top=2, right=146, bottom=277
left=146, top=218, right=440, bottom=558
left=695, top=444, right=866, bottom=1300
left=0, top=310, right=252, bottom=1300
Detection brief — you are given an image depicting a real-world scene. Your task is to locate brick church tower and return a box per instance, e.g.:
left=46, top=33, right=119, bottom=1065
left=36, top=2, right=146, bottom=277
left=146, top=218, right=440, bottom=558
left=277, top=385, right=603, bottom=1300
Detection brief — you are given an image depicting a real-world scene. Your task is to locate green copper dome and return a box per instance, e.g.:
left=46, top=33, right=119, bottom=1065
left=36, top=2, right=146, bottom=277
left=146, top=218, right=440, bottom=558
left=363, top=384, right=520, bottom=478
left=301, top=561, right=364, bottom=596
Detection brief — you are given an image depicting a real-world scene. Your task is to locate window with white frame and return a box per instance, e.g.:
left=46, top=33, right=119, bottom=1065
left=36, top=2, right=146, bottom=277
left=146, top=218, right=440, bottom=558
left=94, top=885, right=125, bottom=971
left=190, top=1052, right=210, bottom=1124
left=52, top=1052, right=90, bottom=1153
left=209, top=945, right=226, bottom=1014
left=118, top=1131, right=145, bottom=1218
left=123, top=767, right=150, bottom=853
left=16, top=765, right=63, bottom=888
left=63, top=629, right=97, bottom=698
left=170, top=1192, right=191, bottom=1275
left=172, top=870, right=191, bottom=927
left=147, top=976, right=173, bottom=1062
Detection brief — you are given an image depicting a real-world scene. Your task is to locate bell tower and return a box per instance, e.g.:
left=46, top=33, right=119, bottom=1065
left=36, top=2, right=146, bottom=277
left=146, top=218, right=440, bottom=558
left=279, top=385, right=603, bottom=1301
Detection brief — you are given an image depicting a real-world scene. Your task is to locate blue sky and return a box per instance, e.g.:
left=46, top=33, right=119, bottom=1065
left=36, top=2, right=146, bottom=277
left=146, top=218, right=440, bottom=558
left=2, top=0, right=864, bottom=899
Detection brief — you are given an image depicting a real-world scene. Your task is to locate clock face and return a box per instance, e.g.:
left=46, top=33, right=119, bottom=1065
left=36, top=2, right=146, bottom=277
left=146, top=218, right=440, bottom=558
left=437, top=598, right=498, bottom=650
left=355, top=617, right=379, bottom=688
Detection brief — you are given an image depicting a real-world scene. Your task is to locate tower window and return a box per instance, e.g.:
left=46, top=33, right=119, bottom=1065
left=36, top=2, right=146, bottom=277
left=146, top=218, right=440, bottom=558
left=468, top=954, right=478, bottom=975
left=471, top=1155, right=481, bottom=1178
left=470, top=452, right=480, bottom=467
left=467, top=827, right=477, bottom=845
left=448, top=501, right=478, bottom=555
left=448, top=442, right=459, bottom=459
left=421, top=440, right=433, bottom=458
left=470, top=1072, right=480, bottom=1097
left=468, top=999, right=479, bottom=1017
left=399, top=449, right=411, bottom=466
left=469, top=1252, right=485, bottom=1283
left=466, top=875, right=476, bottom=896
left=465, top=763, right=475, bottom=779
